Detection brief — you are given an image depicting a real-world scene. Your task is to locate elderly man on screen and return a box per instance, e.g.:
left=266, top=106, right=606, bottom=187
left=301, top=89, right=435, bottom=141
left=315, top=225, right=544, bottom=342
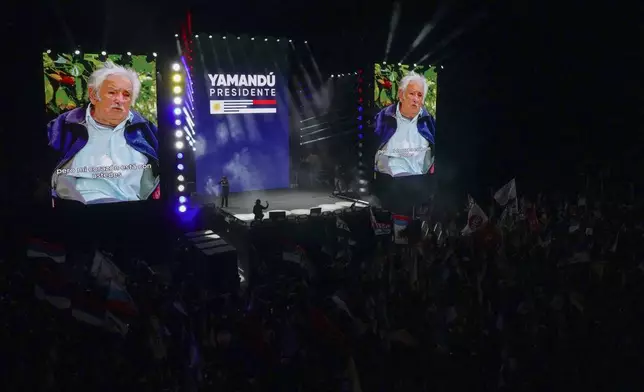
left=47, top=60, right=160, bottom=205
left=372, top=71, right=436, bottom=214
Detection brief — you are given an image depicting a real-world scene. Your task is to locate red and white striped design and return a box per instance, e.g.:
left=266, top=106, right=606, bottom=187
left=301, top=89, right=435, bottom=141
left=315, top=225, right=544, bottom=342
left=210, top=99, right=277, bottom=114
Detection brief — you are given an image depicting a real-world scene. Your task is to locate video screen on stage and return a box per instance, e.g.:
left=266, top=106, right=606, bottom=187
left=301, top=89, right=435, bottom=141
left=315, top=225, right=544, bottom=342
left=193, top=35, right=290, bottom=195
left=373, top=63, right=437, bottom=177
left=43, top=52, right=159, bottom=205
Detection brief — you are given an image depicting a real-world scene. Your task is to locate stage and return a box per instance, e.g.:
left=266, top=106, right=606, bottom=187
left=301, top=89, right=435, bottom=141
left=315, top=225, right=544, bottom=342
left=212, top=189, right=368, bottom=223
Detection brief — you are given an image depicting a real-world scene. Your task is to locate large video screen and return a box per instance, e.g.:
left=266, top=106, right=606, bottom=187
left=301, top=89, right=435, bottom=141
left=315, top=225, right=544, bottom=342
left=194, top=35, right=290, bottom=194
left=373, top=63, right=437, bottom=178
left=43, top=52, right=159, bottom=205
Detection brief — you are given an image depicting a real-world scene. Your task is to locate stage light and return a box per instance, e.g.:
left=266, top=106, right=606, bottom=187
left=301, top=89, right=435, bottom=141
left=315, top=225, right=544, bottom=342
left=222, top=36, right=226, bottom=39
left=46, top=49, right=51, bottom=54
left=264, top=38, right=268, bottom=41
left=195, top=35, right=199, bottom=38
left=304, top=41, right=308, bottom=43
left=358, top=142, right=363, bottom=148
left=359, top=188, right=367, bottom=193
left=251, top=37, right=255, bottom=40
left=173, top=108, right=181, bottom=115
left=398, top=62, right=401, bottom=66
left=441, top=65, right=444, bottom=69
left=179, top=205, right=187, bottom=213
left=383, top=61, right=387, bottom=64
left=127, top=52, right=132, bottom=56
left=179, top=196, right=187, bottom=203
left=175, top=119, right=182, bottom=126
left=172, top=63, right=181, bottom=71
left=358, top=134, right=363, bottom=139
left=177, top=163, right=184, bottom=170
left=413, top=63, right=417, bottom=67
left=178, top=175, right=185, bottom=182
left=331, top=75, right=334, bottom=78
left=209, top=35, right=212, bottom=38
left=74, top=50, right=80, bottom=55
left=175, top=141, right=184, bottom=149
left=173, top=97, right=182, bottom=105
left=237, top=36, right=240, bottom=39
left=355, top=72, right=358, bottom=75
left=276, top=39, right=280, bottom=42
left=357, top=115, right=362, bottom=121
left=153, top=52, right=157, bottom=57
left=358, top=106, right=363, bottom=112
left=173, top=86, right=182, bottom=94
left=289, top=39, right=292, bottom=42
left=192, top=147, right=196, bottom=151
left=177, top=153, right=184, bottom=159
left=358, top=125, right=363, bottom=130
left=175, top=130, right=183, bottom=137
left=358, top=69, right=363, bottom=74
left=358, top=152, right=363, bottom=157
left=359, top=179, right=367, bottom=185
left=178, top=185, right=185, bottom=192
left=172, top=74, right=182, bottom=82
left=174, top=34, right=178, bottom=37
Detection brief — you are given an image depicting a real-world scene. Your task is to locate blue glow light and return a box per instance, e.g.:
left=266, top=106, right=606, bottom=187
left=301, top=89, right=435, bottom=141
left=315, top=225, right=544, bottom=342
left=177, top=153, right=184, bottom=159
left=358, top=106, right=363, bottom=112
left=358, top=133, right=363, bottom=139
left=357, top=115, right=363, bottom=121
left=358, top=125, right=363, bottom=130
left=177, top=163, right=184, bottom=170
left=178, top=205, right=187, bottom=213
left=179, top=196, right=187, bottom=203
left=173, top=108, right=182, bottom=115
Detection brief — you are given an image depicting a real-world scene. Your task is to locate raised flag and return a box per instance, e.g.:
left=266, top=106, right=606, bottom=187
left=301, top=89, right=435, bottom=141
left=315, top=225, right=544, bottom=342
left=210, top=99, right=277, bottom=114
left=370, top=207, right=392, bottom=236
left=462, top=195, right=488, bottom=235
left=494, top=178, right=517, bottom=207
left=392, top=214, right=411, bottom=244
left=27, top=238, right=66, bottom=263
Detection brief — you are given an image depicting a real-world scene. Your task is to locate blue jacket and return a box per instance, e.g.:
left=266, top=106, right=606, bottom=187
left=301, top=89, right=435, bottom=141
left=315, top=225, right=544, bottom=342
left=47, top=106, right=160, bottom=201
left=373, top=104, right=436, bottom=149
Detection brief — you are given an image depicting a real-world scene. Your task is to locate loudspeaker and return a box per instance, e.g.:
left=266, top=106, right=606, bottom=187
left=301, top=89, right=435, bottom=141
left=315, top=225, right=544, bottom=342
left=269, top=211, right=286, bottom=221
left=184, top=230, right=239, bottom=293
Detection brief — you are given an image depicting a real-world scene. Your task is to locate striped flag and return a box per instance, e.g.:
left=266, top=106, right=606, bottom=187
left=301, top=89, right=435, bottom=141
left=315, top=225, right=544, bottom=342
left=392, top=214, right=411, bottom=244
left=27, top=238, right=66, bottom=263
left=210, top=99, right=277, bottom=114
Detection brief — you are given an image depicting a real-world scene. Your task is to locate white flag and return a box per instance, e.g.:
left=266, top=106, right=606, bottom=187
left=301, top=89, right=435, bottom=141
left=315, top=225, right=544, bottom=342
left=336, top=216, right=351, bottom=232
left=462, top=195, right=489, bottom=235
left=494, top=178, right=517, bottom=207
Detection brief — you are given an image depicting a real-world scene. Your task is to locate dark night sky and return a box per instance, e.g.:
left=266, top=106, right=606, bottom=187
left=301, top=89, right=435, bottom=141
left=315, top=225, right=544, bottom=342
left=2, top=0, right=641, bottom=203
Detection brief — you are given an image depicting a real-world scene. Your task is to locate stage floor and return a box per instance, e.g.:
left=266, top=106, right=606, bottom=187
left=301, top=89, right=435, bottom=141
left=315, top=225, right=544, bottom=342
left=216, top=189, right=367, bottom=222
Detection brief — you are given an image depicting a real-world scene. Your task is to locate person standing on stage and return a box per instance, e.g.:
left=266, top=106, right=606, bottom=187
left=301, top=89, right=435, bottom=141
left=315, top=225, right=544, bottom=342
left=370, top=71, right=436, bottom=215
left=219, top=176, right=230, bottom=207
left=253, top=199, right=269, bottom=221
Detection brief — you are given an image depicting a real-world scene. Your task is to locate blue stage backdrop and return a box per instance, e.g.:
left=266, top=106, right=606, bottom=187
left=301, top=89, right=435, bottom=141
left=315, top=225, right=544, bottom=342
left=193, top=35, right=290, bottom=195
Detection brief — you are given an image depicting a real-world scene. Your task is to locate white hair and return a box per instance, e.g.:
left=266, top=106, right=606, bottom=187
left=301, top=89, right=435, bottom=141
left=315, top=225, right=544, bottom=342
left=398, top=71, right=428, bottom=100
left=88, top=60, right=141, bottom=104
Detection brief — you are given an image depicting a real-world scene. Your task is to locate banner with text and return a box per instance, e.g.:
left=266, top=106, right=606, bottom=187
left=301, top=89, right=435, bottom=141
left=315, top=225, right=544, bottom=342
left=194, top=35, right=290, bottom=193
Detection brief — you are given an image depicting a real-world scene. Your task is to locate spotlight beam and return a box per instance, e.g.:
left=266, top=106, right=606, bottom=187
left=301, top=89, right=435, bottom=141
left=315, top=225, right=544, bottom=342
left=415, top=10, right=489, bottom=66
left=383, top=2, right=402, bottom=63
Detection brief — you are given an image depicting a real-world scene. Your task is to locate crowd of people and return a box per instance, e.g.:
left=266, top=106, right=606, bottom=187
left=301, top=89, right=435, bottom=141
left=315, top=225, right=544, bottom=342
left=2, top=171, right=644, bottom=391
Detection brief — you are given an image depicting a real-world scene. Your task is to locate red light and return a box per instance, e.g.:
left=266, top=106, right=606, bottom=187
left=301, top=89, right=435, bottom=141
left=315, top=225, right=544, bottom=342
left=358, top=97, right=363, bottom=103
left=358, top=88, right=363, bottom=93
left=358, top=69, right=363, bottom=74
left=358, top=78, right=363, bottom=83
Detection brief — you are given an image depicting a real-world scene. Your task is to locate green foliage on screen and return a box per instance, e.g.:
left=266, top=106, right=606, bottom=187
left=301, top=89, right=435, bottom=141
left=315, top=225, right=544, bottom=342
left=43, top=52, right=158, bottom=125
left=374, top=63, right=437, bottom=118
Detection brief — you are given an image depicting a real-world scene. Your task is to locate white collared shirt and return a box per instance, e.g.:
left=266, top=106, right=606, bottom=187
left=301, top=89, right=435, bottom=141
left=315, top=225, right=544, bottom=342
left=375, top=104, right=432, bottom=177
left=67, top=106, right=148, bottom=203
